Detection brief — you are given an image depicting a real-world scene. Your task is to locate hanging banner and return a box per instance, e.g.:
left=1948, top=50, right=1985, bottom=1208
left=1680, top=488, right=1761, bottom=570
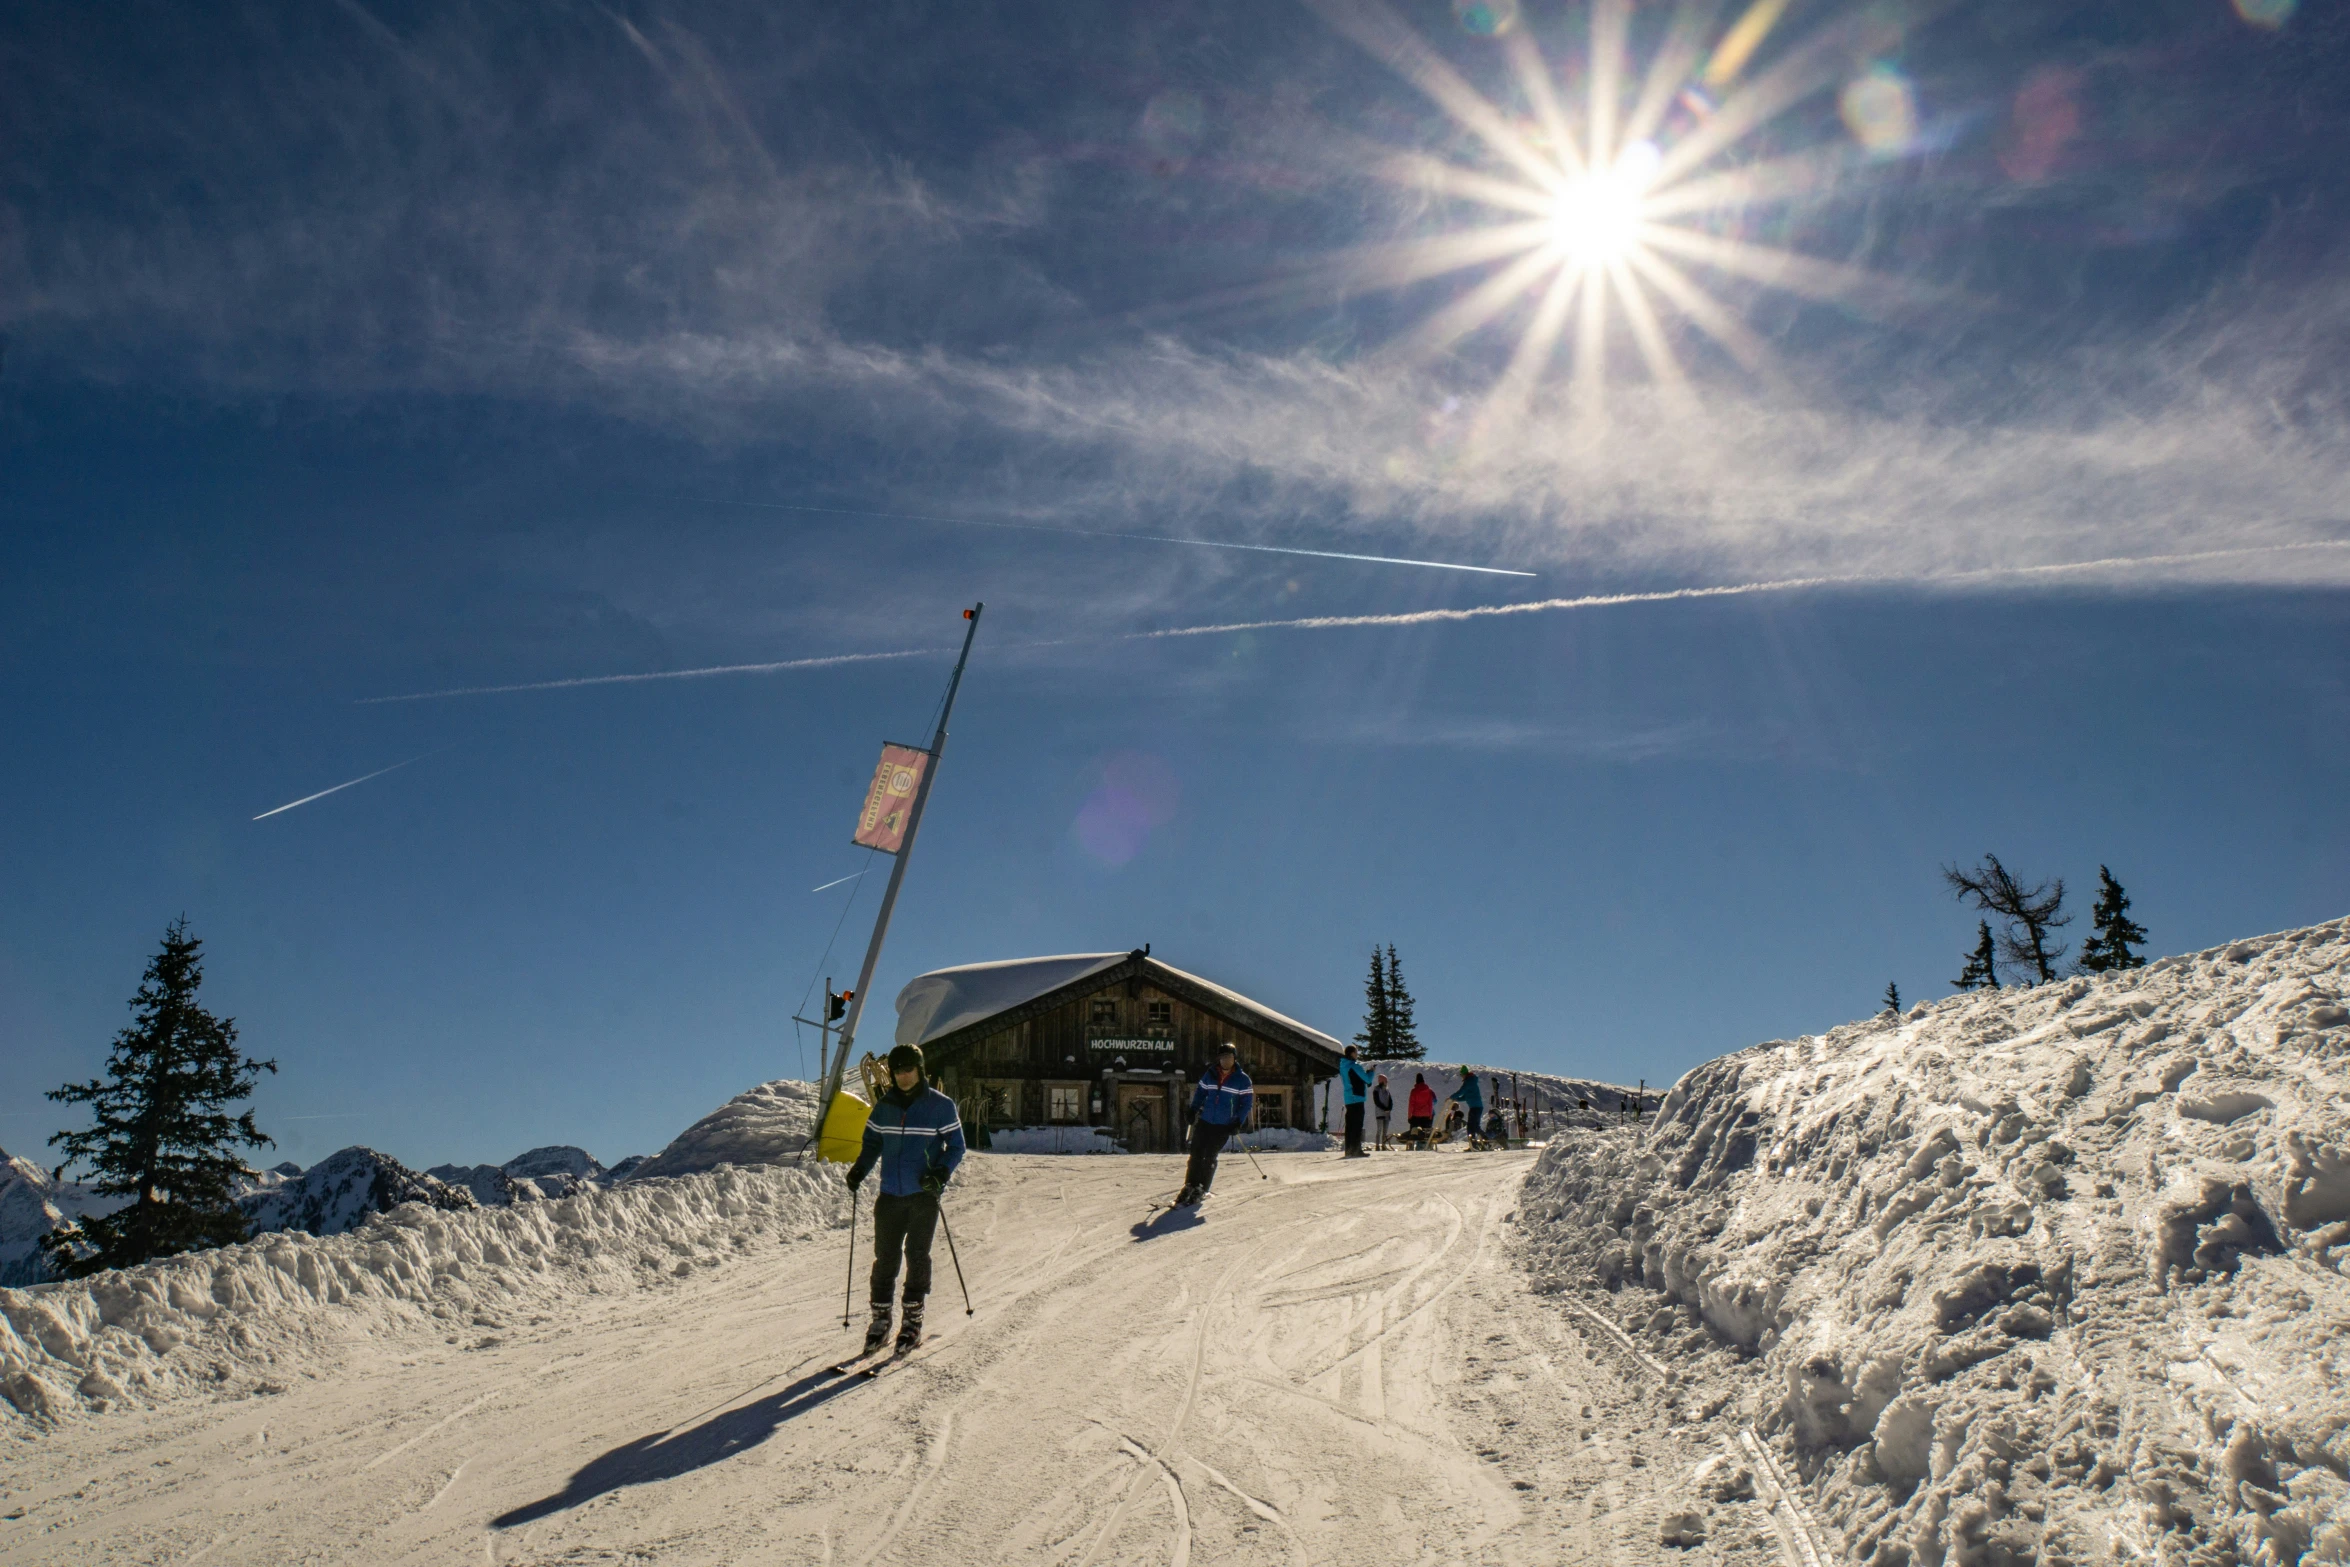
left=852, top=743, right=930, bottom=853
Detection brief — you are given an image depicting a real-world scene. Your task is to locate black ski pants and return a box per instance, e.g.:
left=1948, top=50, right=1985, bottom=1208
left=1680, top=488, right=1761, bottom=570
left=1343, top=1101, right=1366, bottom=1155
left=869, top=1191, right=939, bottom=1307
left=1185, top=1120, right=1234, bottom=1193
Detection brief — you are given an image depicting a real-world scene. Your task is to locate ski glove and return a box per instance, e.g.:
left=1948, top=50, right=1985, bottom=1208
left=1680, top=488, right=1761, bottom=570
left=845, top=1167, right=864, bottom=1192
left=920, top=1169, right=948, bottom=1196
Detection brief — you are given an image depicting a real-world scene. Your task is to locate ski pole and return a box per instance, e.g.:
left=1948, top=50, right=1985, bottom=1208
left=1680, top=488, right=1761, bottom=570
left=937, top=1198, right=975, bottom=1316
left=1241, top=1136, right=1269, bottom=1181
left=842, top=1188, right=858, bottom=1329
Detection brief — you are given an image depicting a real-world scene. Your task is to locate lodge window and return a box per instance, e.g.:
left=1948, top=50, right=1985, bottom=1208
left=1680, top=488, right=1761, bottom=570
left=1145, top=1000, right=1171, bottom=1027
left=1089, top=998, right=1117, bottom=1026
left=1256, top=1088, right=1289, bottom=1129
left=976, top=1081, right=1022, bottom=1128
left=1048, top=1084, right=1085, bottom=1123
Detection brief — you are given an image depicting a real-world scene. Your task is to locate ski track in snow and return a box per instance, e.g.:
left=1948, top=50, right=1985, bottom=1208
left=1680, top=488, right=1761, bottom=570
left=0, top=1148, right=1749, bottom=1567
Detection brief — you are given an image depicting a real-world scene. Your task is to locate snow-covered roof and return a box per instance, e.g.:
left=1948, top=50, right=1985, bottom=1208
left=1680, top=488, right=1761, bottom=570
left=895, top=953, right=1127, bottom=1047
left=894, top=951, right=1345, bottom=1065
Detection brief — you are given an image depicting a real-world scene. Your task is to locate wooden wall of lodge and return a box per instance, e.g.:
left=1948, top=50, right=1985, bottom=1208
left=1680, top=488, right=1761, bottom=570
left=931, top=979, right=1323, bottom=1129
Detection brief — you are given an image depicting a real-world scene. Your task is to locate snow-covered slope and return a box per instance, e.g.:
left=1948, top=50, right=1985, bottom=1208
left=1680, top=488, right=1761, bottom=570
left=625, top=1077, right=818, bottom=1179
left=1520, top=917, right=2350, bottom=1567
left=0, top=1160, right=843, bottom=1424
left=237, top=1146, right=478, bottom=1237
left=0, top=1153, right=120, bottom=1288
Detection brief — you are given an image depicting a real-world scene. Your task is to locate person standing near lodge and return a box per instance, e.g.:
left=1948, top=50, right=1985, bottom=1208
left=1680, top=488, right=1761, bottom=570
left=1406, top=1072, right=1436, bottom=1147
left=1179, top=1042, right=1253, bottom=1205
left=1447, top=1071, right=1483, bottom=1147
left=1339, top=1046, right=1374, bottom=1158
left=846, top=1043, right=967, bottom=1355
left=1371, top=1073, right=1394, bottom=1150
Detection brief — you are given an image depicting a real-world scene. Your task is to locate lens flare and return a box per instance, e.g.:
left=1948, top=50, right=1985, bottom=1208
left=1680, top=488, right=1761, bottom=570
left=1839, top=65, right=1919, bottom=158
left=1306, top=0, right=1935, bottom=410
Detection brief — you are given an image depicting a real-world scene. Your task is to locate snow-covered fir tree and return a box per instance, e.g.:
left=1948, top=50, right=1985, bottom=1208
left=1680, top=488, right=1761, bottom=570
left=43, top=919, right=277, bottom=1277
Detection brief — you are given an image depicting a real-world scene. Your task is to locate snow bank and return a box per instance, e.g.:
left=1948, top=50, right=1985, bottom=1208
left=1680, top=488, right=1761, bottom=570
left=1520, top=917, right=2350, bottom=1567
left=0, top=1161, right=843, bottom=1426
left=626, top=1077, right=818, bottom=1179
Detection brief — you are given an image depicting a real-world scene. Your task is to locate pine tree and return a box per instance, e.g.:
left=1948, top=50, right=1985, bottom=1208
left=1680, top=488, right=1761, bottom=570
left=1353, top=946, right=1391, bottom=1056
left=43, top=920, right=277, bottom=1278
left=1383, top=944, right=1425, bottom=1060
left=2077, top=866, right=2149, bottom=973
left=1943, top=855, right=2069, bottom=984
left=1881, top=981, right=1901, bottom=1014
left=1953, top=920, right=2000, bottom=991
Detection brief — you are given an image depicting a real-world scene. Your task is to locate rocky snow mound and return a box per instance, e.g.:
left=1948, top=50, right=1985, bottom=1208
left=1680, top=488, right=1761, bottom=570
left=627, top=1077, right=818, bottom=1179
left=1520, top=917, right=2350, bottom=1567
left=0, top=1161, right=843, bottom=1425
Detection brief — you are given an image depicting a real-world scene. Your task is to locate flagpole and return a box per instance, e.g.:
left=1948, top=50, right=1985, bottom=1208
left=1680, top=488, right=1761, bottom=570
left=816, top=604, right=984, bottom=1134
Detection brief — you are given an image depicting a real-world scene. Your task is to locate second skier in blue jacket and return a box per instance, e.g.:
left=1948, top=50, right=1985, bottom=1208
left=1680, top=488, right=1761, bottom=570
left=1179, top=1043, right=1253, bottom=1205
left=847, top=1042, right=967, bottom=1353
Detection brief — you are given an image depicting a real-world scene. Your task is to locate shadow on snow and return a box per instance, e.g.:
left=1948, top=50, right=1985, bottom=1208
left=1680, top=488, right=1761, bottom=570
left=493, top=1364, right=862, bottom=1528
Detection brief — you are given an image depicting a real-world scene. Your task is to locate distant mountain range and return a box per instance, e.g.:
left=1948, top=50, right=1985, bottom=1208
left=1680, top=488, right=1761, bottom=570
left=0, top=1139, right=652, bottom=1286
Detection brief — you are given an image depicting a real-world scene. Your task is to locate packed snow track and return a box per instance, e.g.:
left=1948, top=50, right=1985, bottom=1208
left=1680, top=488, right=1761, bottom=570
left=0, top=1148, right=1744, bottom=1566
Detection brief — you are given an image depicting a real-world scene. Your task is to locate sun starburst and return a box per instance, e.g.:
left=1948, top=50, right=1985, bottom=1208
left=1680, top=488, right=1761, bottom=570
left=1308, top=0, right=1930, bottom=419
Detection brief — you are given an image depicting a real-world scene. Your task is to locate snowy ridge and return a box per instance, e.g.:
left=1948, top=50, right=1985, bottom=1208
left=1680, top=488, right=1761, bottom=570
left=0, top=1154, right=116, bottom=1288
left=238, top=1146, right=478, bottom=1237
left=1520, top=917, right=2350, bottom=1567
left=0, top=1161, right=843, bottom=1425
left=626, top=1077, right=818, bottom=1179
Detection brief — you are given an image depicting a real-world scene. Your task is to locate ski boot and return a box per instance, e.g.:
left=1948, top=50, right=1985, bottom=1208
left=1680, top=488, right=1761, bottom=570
left=862, top=1303, right=893, bottom=1356
left=1176, top=1184, right=1200, bottom=1206
left=895, top=1300, right=926, bottom=1353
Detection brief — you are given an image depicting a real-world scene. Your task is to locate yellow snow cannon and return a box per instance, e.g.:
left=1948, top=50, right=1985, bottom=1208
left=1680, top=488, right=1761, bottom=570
left=818, top=1087, right=871, bottom=1163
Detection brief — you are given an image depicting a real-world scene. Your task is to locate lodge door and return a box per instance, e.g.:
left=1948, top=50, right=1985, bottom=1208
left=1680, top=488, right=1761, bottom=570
left=1117, top=1085, right=1170, bottom=1152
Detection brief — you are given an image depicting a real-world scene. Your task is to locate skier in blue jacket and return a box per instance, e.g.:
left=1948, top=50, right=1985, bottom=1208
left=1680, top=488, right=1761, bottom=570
left=1340, top=1045, right=1375, bottom=1158
left=1178, top=1043, right=1253, bottom=1205
left=847, top=1042, right=967, bottom=1354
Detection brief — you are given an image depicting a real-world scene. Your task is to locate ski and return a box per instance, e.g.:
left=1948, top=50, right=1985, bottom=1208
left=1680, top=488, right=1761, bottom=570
left=828, top=1347, right=897, bottom=1377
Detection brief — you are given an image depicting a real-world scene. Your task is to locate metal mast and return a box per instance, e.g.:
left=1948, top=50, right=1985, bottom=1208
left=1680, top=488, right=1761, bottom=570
left=816, top=603, right=984, bottom=1131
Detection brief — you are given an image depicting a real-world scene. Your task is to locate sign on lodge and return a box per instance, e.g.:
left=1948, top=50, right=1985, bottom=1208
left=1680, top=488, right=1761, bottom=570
left=893, top=949, right=1346, bottom=1153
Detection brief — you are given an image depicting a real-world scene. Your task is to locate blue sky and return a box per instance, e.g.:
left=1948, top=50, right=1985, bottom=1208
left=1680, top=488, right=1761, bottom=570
left=3, top=0, right=2345, bottom=1169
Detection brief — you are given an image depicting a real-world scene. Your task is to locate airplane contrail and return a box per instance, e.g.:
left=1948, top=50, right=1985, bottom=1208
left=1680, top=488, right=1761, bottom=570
left=1098, top=537, right=2350, bottom=643
left=253, top=751, right=442, bottom=820
left=811, top=870, right=868, bottom=893
left=353, top=538, right=2347, bottom=704
left=357, top=648, right=946, bottom=704
left=713, top=498, right=1540, bottom=578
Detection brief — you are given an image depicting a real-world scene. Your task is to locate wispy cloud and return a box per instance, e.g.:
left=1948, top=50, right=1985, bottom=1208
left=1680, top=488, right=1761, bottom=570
left=10, top=0, right=2350, bottom=604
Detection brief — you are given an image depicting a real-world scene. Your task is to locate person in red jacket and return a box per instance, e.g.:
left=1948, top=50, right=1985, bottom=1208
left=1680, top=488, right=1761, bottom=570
left=1405, top=1073, right=1436, bottom=1148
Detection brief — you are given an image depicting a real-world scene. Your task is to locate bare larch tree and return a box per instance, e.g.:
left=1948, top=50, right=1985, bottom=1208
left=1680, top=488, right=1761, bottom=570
left=1943, top=854, right=2070, bottom=985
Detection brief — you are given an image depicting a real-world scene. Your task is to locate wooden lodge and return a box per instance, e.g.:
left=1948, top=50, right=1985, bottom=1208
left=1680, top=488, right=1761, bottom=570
left=898, top=949, right=1345, bottom=1152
